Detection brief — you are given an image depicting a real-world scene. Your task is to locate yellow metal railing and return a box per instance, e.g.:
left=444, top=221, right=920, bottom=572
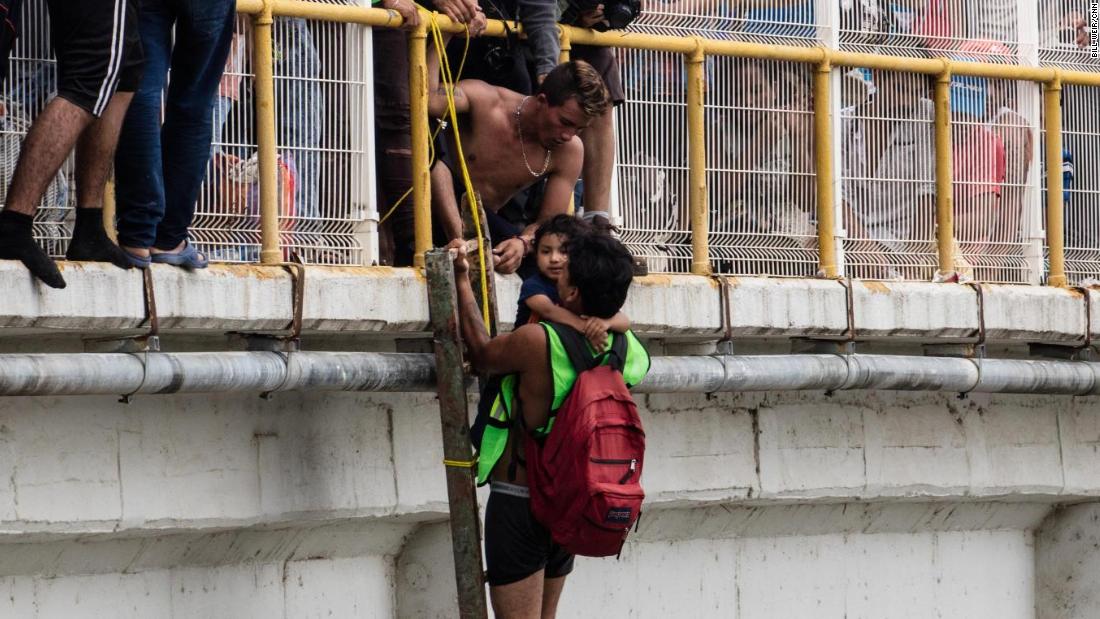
left=235, top=0, right=1100, bottom=285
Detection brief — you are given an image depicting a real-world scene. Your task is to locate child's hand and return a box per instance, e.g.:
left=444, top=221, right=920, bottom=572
left=584, top=317, right=610, bottom=352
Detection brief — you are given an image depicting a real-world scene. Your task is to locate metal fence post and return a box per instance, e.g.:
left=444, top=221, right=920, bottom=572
left=409, top=22, right=433, bottom=269
left=253, top=0, right=282, bottom=264
left=933, top=68, right=956, bottom=278
left=686, top=37, right=709, bottom=276
left=814, top=59, right=838, bottom=278
left=424, top=249, right=489, bottom=619
left=1044, top=72, right=1067, bottom=287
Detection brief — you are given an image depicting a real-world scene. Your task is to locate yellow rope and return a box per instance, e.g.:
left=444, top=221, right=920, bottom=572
left=425, top=12, right=491, bottom=327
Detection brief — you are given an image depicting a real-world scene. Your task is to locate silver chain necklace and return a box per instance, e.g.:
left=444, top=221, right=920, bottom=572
left=514, top=96, right=552, bottom=178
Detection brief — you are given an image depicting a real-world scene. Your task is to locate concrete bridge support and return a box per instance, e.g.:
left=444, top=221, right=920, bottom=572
left=1037, top=503, right=1100, bottom=619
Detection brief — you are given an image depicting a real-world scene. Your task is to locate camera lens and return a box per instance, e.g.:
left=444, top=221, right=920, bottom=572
left=604, top=2, right=637, bottom=30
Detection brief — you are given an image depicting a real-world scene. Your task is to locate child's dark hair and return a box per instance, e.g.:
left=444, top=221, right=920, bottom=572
left=566, top=233, right=634, bottom=319
left=533, top=214, right=591, bottom=250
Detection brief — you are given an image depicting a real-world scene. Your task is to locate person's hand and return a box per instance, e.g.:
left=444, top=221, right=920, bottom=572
left=434, top=0, right=479, bottom=24
left=446, top=238, right=470, bottom=276
left=381, top=0, right=420, bottom=28
left=468, top=9, right=488, bottom=36
left=1074, top=17, right=1089, bottom=49
left=492, top=237, right=525, bottom=274
left=577, top=4, right=606, bottom=28
left=583, top=317, right=610, bottom=352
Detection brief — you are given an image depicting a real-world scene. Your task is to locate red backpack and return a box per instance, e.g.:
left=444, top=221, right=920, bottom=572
left=522, top=325, right=646, bottom=557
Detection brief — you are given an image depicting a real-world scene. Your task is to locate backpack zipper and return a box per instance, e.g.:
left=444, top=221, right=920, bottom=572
left=589, top=457, right=638, bottom=484
left=619, top=458, right=638, bottom=484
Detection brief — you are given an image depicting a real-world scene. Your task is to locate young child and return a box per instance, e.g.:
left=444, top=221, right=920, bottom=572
left=516, top=214, right=631, bottom=350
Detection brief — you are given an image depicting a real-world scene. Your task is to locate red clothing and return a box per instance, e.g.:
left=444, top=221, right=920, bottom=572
left=953, top=125, right=1006, bottom=199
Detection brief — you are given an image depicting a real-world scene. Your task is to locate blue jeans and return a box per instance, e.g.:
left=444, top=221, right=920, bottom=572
left=114, top=0, right=235, bottom=250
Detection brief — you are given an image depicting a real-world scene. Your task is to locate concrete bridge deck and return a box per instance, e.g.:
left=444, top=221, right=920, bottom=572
left=0, top=261, right=1096, bottom=618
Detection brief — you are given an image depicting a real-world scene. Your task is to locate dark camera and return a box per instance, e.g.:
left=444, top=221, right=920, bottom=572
left=483, top=42, right=513, bottom=73
left=562, top=0, right=642, bottom=32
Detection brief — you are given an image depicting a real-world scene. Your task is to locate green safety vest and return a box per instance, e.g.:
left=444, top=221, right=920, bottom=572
left=475, top=323, right=650, bottom=486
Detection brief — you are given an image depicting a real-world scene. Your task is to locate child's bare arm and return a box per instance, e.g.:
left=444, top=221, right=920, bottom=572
left=606, top=311, right=631, bottom=333
left=525, top=295, right=587, bottom=332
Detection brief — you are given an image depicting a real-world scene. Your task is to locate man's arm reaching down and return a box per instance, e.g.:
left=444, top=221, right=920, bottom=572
left=538, top=138, right=584, bottom=221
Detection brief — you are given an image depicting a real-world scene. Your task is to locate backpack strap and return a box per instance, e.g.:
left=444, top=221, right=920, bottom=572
left=547, top=322, right=599, bottom=372
left=547, top=322, right=627, bottom=375
left=507, top=377, right=526, bottom=483
left=606, top=331, right=628, bottom=373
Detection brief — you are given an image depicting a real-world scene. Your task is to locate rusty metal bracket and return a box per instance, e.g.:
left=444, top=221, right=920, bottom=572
left=85, top=268, right=160, bottom=354
left=715, top=276, right=733, bottom=355
left=1076, top=286, right=1093, bottom=352
left=924, top=282, right=987, bottom=360
left=231, top=255, right=305, bottom=352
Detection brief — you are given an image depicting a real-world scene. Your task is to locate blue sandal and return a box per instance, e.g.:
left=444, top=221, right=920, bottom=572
left=151, top=240, right=208, bottom=269
left=122, top=249, right=152, bottom=269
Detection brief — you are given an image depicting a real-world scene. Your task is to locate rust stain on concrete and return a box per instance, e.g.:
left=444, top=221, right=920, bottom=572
left=862, top=281, right=892, bottom=295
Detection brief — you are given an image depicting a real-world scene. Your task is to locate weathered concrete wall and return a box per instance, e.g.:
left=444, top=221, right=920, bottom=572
left=2, top=265, right=1099, bottom=616
left=1037, top=503, right=1100, bottom=619
left=3, top=262, right=1099, bottom=347
left=0, top=385, right=1096, bottom=617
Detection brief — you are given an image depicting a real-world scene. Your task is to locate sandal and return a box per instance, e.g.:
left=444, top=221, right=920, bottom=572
left=121, top=248, right=152, bottom=269
left=151, top=240, right=208, bottom=269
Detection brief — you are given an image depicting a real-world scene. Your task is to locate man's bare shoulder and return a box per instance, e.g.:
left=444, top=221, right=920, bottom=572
left=454, top=79, right=507, bottom=107
left=501, top=323, right=549, bottom=372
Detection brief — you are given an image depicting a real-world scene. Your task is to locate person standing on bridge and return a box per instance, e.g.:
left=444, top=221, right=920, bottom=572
left=112, top=0, right=238, bottom=269
left=0, top=0, right=144, bottom=288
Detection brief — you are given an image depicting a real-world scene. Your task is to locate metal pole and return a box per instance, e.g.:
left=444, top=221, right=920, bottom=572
left=814, top=60, right=838, bottom=278
left=254, top=1, right=282, bottom=264
left=424, top=249, right=488, bottom=619
left=934, top=69, right=955, bottom=277
left=1044, top=73, right=1067, bottom=287
left=558, top=25, right=571, bottom=63
left=686, top=38, right=709, bottom=276
left=409, top=23, right=433, bottom=269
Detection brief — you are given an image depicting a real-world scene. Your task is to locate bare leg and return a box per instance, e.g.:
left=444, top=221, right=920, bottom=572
left=75, top=92, right=133, bottom=210
left=0, top=97, right=93, bottom=288
left=490, top=570, right=545, bottom=619
left=5, top=97, right=92, bottom=216
left=66, top=92, right=137, bottom=269
left=540, top=576, right=567, bottom=618
left=581, top=109, right=615, bottom=219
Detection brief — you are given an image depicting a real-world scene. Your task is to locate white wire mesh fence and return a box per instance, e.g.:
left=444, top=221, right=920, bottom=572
left=1061, top=83, right=1100, bottom=282
left=197, top=12, right=369, bottom=265
left=706, top=57, right=818, bottom=277
left=617, top=1, right=822, bottom=275
left=839, top=70, right=938, bottom=280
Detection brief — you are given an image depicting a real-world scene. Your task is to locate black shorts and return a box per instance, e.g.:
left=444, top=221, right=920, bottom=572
left=47, top=0, right=144, bottom=117
left=484, top=482, right=575, bottom=587
left=571, top=45, right=624, bottom=106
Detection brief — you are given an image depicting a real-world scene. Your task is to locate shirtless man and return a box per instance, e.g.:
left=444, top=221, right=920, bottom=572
left=445, top=232, right=648, bottom=618
left=426, top=45, right=611, bottom=273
